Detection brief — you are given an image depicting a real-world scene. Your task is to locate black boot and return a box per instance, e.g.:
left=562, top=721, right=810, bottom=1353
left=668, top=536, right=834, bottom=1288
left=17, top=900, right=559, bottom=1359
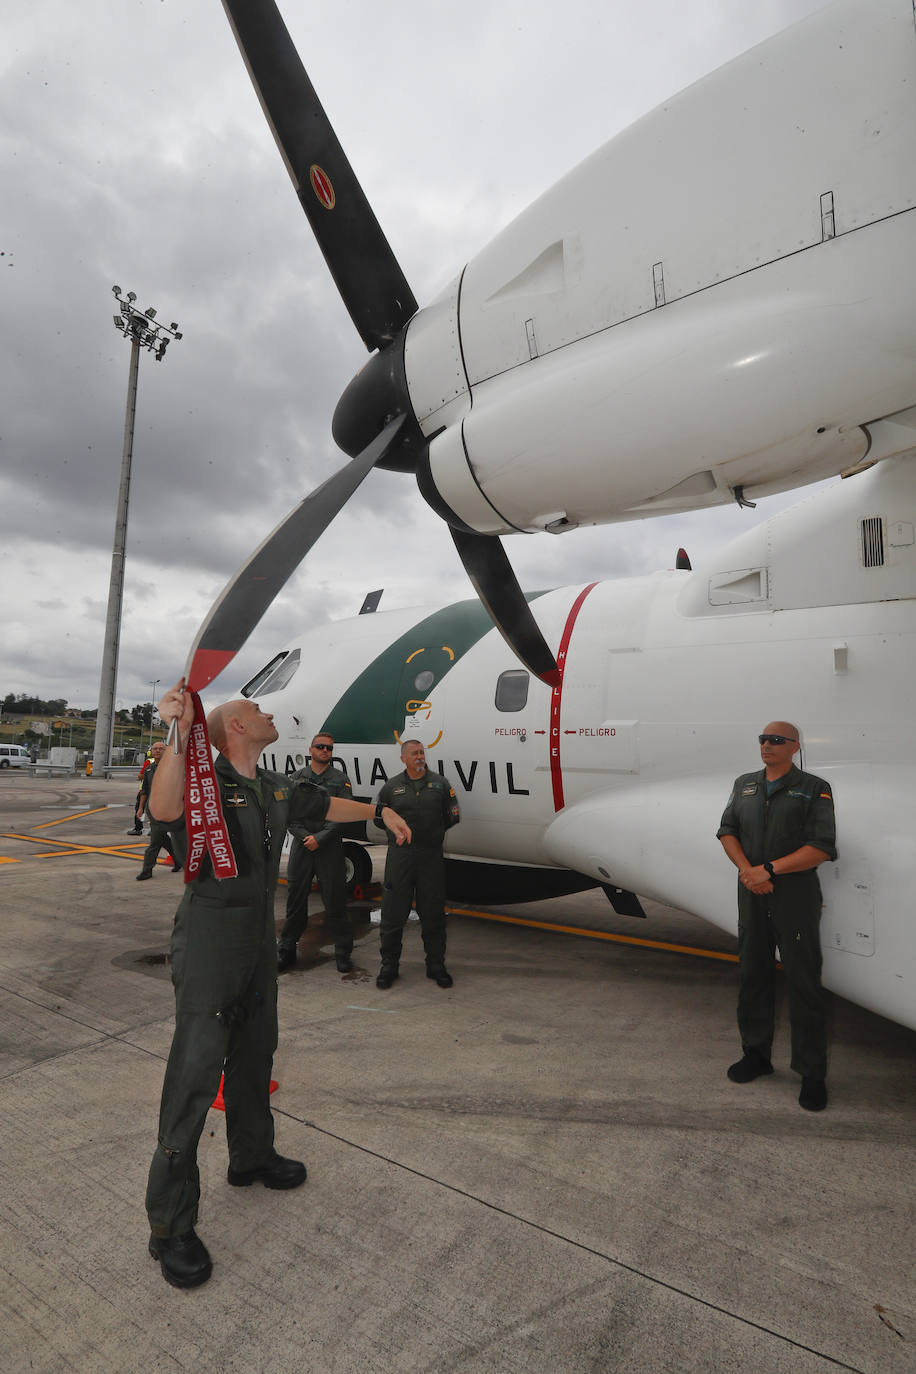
left=227, top=1153, right=307, bottom=1189
left=727, top=1049, right=773, bottom=1083
left=277, top=942, right=297, bottom=973
left=148, top=1229, right=212, bottom=1288
left=799, top=1077, right=827, bottom=1111
left=376, top=962, right=399, bottom=989
left=426, top=965, right=453, bottom=988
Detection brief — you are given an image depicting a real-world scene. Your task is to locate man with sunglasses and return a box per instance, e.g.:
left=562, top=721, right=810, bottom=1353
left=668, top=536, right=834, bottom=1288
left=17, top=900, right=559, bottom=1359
left=278, top=732, right=355, bottom=973
left=717, top=722, right=836, bottom=1111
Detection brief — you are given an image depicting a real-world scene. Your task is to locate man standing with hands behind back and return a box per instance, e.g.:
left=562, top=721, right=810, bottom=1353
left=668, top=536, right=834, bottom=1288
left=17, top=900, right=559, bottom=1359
left=374, top=738, right=460, bottom=991
left=277, top=732, right=355, bottom=973
left=717, top=722, right=836, bottom=1112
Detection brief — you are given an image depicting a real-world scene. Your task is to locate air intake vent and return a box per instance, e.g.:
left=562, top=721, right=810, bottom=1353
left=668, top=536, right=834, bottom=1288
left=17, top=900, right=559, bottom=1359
left=861, top=517, right=885, bottom=568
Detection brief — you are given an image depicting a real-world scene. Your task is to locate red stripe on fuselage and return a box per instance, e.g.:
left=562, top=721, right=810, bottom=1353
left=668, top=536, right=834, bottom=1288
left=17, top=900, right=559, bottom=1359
left=550, top=583, right=598, bottom=812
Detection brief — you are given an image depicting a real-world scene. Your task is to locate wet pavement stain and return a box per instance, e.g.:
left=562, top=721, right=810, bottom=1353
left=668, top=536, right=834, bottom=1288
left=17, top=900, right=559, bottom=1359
left=114, top=911, right=380, bottom=981
left=113, top=948, right=171, bottom=979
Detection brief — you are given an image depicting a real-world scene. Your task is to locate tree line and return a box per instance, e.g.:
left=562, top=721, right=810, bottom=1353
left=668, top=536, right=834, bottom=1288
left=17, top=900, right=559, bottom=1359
left=2, top=693, right=156, bottom=727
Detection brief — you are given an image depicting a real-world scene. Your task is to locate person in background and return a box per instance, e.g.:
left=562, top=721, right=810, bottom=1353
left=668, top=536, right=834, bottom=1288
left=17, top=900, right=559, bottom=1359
left=373, top=739, right=460, bottom=991
left=135, top=742, right=186, bottom=879
left=277, top=731, right=355, bottom=974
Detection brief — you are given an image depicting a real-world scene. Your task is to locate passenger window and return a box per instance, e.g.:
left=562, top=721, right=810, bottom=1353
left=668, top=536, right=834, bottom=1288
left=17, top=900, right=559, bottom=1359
left=495, top=669, right=529, bottom=712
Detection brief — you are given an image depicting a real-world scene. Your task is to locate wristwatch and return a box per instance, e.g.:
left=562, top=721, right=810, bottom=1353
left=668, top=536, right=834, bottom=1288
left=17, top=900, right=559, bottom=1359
left=763, top=861, right=776, bottom=878
left=374, top=802, right=385, bottom=825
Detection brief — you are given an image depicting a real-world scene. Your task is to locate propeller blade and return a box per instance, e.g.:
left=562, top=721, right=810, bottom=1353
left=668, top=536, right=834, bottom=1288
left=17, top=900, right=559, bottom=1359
left=221, top=0, right=417, bottom=350
left=185, top=415, right=406, bottom=692
left=449, top=528, right=561, bottom=688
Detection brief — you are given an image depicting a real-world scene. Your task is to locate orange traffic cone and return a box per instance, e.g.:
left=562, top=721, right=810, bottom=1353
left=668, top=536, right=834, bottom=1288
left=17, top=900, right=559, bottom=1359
left=211, top=1073, right=278, bottom=1112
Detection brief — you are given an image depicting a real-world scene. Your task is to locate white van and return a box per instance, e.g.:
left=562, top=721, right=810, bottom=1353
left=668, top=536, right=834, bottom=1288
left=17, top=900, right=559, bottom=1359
left=0, top=745, right=31, bottom=769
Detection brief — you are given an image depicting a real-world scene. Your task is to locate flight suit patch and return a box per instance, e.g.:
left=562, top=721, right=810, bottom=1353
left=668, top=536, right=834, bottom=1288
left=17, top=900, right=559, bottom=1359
left=741, top=783, right=758, bottom=796
left=223, top=791, right=248, bottom=807
left=274, top=789, right=288, bottom=801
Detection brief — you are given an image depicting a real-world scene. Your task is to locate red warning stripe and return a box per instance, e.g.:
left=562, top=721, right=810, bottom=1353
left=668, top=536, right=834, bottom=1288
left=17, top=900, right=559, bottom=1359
left=187, top=648, right=237, bottom=694
left=549, top=583, right=598, bottom=812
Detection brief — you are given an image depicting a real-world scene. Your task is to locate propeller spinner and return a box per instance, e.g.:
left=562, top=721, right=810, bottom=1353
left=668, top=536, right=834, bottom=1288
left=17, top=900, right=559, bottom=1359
left=197, top=0, right=560, bottom=690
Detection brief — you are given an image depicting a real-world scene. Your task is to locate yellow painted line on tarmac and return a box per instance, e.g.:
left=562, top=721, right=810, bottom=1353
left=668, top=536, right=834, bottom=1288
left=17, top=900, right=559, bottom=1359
left=0, top=856, right=20, bottom=866
left=0, top=832, right=147, bottom=861
left=447, top=904, right=739, bottom=965
left=33, top=806, right=111, bottom=829
left=38, top=846, right=154, bottom=860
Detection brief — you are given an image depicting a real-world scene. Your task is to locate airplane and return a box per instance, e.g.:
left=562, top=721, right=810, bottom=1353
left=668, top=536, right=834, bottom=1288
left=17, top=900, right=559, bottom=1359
left=244, top=453, right=916, bottom=1036
left=187, top=0, right=916, bottom=697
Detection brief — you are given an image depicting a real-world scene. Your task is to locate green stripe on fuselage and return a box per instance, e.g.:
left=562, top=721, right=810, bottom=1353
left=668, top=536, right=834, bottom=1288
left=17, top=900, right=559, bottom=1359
left=322, top=593, right=548, bottom=745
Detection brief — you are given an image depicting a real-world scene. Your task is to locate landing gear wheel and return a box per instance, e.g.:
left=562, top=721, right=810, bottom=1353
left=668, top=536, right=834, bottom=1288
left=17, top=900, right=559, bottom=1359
left=343, top=842, right=372, bottom=895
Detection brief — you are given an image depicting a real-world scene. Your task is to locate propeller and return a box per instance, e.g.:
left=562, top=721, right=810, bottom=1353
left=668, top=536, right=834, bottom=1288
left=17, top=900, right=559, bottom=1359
left=210, top=0, right=559, bottom=687
left=184, top=416, right=405, bottom=694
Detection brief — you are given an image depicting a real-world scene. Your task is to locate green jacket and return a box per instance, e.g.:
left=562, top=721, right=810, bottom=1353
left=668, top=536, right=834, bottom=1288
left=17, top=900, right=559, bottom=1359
left=717, top=763, right=837, bottom=912
left=139, top=760, right=157, bottom=816
left=288, top=762, right=352, bottom=848
left=154, top=753, right=328, bottom=909
left=374, top=768, right=460, bottom=850
left=717, top=764, right=837, bottom=865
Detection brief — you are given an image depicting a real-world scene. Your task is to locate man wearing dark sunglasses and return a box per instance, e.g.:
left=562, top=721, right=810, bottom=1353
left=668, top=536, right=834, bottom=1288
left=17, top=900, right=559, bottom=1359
left=717, top=722, right=836, bottom=1111
left=278, top=732, right=355, bottom=974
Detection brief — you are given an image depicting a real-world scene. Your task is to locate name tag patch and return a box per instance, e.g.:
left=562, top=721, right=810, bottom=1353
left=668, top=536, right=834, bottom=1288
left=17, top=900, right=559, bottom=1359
left=741, top=783, right=758, bottom=796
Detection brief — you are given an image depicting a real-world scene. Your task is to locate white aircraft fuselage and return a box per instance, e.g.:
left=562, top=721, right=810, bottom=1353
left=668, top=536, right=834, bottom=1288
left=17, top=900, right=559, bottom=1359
left=251, top=455, right=916, bottom=1034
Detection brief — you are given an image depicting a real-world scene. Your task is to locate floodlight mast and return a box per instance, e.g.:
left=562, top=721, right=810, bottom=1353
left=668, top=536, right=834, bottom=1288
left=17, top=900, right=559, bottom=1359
left=91, top=288, right=183, bottom=778
left=148, top=678, right=160, bottom=751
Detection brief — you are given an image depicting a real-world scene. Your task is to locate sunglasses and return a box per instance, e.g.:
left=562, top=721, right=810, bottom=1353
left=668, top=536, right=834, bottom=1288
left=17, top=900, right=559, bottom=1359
left=312, top=742, right=333, bottom=751
left=758, top=734, right=798, bottom=746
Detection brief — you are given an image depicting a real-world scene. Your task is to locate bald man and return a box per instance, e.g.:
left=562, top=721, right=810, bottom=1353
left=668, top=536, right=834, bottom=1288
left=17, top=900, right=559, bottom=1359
left=717, top=722, right=837, bottom=1112
left=143, top=681, right=410, bottom=1289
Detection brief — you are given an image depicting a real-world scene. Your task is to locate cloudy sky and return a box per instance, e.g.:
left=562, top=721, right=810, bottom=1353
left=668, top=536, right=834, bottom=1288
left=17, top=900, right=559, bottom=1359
left=2, top=0, right=831, bottom=712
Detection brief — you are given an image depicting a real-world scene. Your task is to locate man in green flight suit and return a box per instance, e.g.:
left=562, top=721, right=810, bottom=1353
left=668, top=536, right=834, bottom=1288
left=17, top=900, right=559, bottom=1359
left=717, top=721, right=837, bottom=1112
left=144, top=681, right=410, bottom=1290
left=135, top=740, right=187, bottom=879
left=277, top=730, right=355, bottom=974
left=373, top=738, right=460, bottom=990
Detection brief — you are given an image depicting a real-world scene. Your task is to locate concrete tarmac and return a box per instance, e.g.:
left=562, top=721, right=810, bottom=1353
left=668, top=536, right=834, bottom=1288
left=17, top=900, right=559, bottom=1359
left=0, top=774, right=913, bottom=1374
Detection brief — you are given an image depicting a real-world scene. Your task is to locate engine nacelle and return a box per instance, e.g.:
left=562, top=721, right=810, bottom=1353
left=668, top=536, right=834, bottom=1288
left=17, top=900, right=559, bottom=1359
left=404, top=0, right=916, bottom=535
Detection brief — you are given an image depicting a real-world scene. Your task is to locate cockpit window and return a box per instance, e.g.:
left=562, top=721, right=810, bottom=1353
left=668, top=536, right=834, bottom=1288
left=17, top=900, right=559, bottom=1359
left=242, top=654, right=287, bottom=698
left=495, top=669, right=529, bottom=712
left=242, top=648, right=301, bottom=698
